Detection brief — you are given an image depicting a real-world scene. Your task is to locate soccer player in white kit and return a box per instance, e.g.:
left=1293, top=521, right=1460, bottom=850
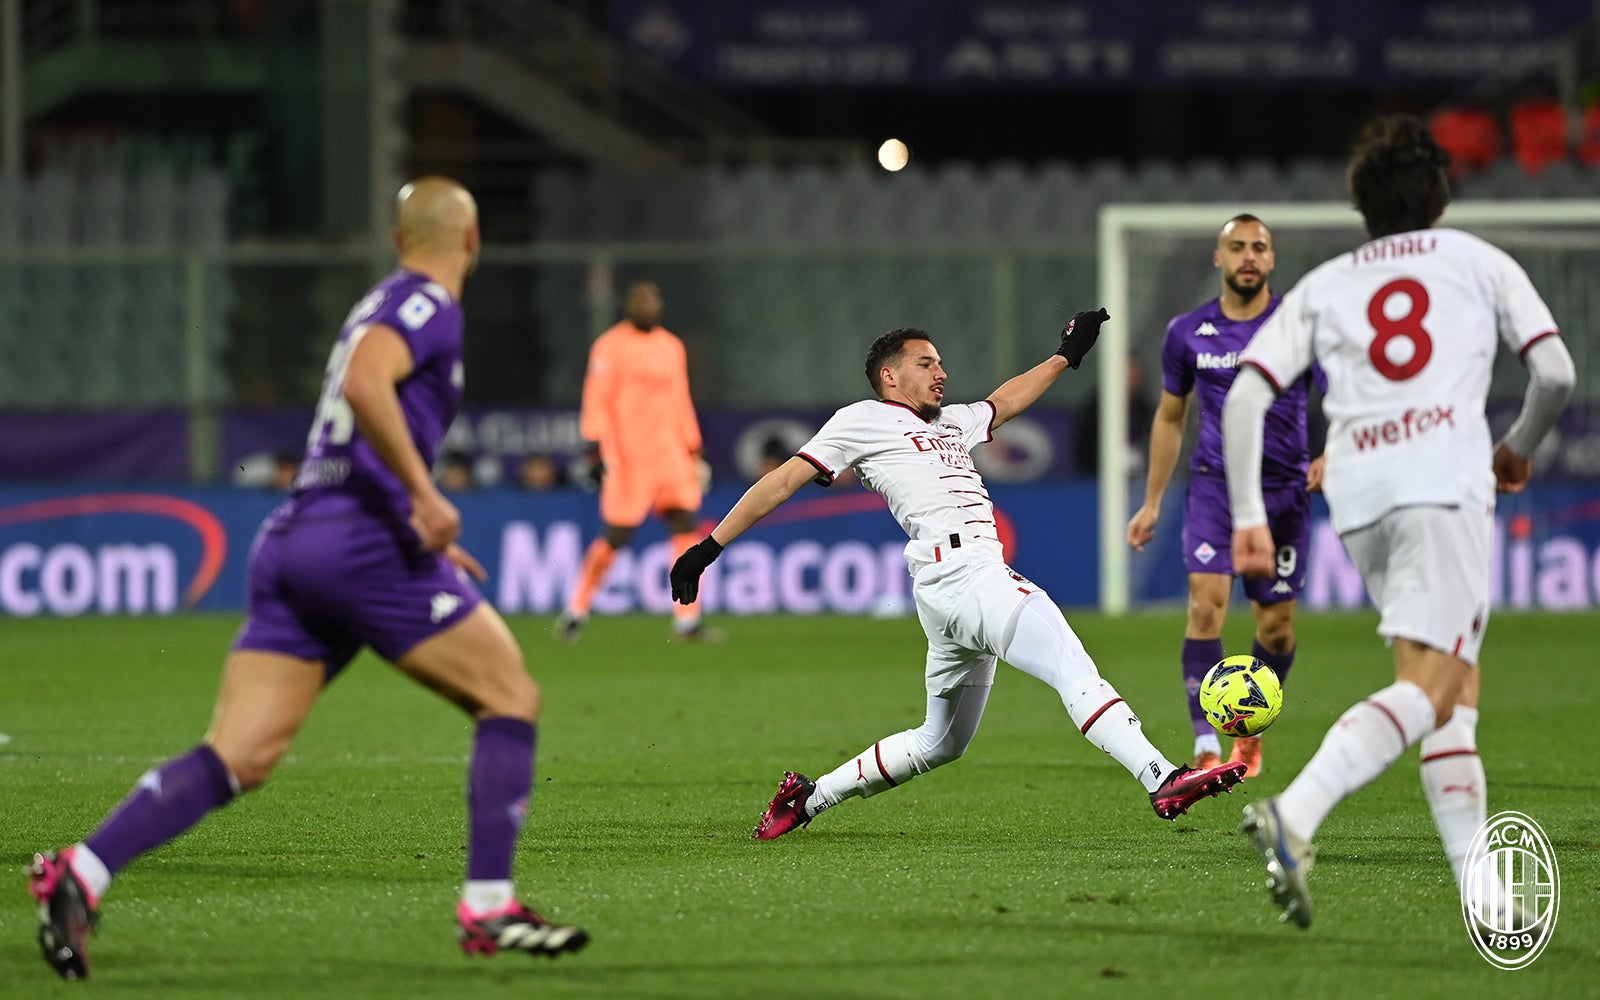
left=1222, top=115, right=1575, bottom=929
left=670, top=311, right=1249, bottom=839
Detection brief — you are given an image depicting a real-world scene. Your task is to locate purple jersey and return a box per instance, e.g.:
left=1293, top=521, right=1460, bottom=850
left=292, top=270, right=464, bottom=522
left=1161, top=295, right=1324, bottom=486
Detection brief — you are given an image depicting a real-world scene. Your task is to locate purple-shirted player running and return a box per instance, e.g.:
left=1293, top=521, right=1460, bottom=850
left=26, top=178, right=587, bottom=981
left=1127, top=215, right=1325, bottom=777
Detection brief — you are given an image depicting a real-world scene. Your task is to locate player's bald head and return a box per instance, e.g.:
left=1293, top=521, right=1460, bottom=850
left=395, top=177, right=477, bottom=253
left=1218, top=213, right=1270, bottom=248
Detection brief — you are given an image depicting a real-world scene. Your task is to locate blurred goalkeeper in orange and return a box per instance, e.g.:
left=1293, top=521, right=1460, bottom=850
left=556, top=281, right=717, bottom=641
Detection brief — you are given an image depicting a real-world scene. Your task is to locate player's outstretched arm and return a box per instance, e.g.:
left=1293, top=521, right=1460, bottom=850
left=670, top=457, right=816, bottom=604
left=1128, top=390, right=1189, bottom=551
left=988, top=308, right=1110, bottom=430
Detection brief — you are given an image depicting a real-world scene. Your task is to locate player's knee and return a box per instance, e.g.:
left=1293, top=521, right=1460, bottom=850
left=1427, top=694, right=1454, bottom=729
left=484, top=671, right=540, bottom=722
left=663, top=508, right=697, bottom=534
left=1256, top=620, right=1294, bottom=655
left=1186, top=600, right=1225, bottom=636
left=602, top=525, right=635, bottom=549
left=918, top=730, right=974, bottom=769
left=1423, top=678, right=1462, bottom=729
left=214, top=745, right=281, bottom=792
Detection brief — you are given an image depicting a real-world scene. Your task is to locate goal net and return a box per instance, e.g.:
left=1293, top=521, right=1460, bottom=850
left=1095, top=199, right=1600, bottom=614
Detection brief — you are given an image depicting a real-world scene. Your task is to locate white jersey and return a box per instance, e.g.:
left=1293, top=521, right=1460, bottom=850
left=1241, top=227, right=1557, bottom=533
left=798, top=399, right=1000, bottom=546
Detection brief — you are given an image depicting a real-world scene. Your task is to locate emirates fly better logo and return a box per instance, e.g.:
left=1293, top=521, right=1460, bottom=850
left=1461, top=811, right=1560, bottom=969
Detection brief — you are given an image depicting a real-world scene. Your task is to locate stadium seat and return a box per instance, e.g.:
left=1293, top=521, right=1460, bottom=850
left=530, top=168, right=588, bottom=241
left=1575, top=103, right=1600, bottom=166
left=927, top=162, right=986, bottom=240
left=1183, top=159, right=1231, bottom=202
left=1132, top=161, right=1183, bottom=202
left=1284, top=157, right=1345, bottom=201
left=0, top=171, right=21, bottom=247
left=784, top=163, right=843, bottom=243
left=1533, top=159, right=1596, bottom=198
left=1468, top=158, right=1530, bottom=199
left=1026, top=164, right=1079, bottom=240
left=26, top=171, right=75, bottom=247
left=1429, top=106, right=1503, bottom=178
left=132, top=169, right=180, bottom=248
left=1233, top=159, right=1283, bottom=198
left=81, top=170, right=129, bottom=247
left=1509, top=98, right=1570, bottom=176
left=982, top=160, right=1037, bottom=243
left=183, top=169, right=231, bottom=247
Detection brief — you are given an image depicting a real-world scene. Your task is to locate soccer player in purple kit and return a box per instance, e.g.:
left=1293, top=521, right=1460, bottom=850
left=1127, top=215, right=1325, bottom=777
left=26, top=178, right=588, bottom=981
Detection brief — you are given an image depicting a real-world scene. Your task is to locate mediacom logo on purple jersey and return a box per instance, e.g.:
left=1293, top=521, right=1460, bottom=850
left=0, top=494, right=226, bottom=616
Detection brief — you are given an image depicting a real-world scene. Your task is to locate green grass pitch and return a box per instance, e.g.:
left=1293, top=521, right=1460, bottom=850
left=3, top=611, right=1596, bottom=998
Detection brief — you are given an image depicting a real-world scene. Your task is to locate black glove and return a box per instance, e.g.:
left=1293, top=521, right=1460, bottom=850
left=580, top=442, right=604, bottom=491
left=1054, top=308, right=1110, bottom=370
left=670, top=536, right=723, bottom=605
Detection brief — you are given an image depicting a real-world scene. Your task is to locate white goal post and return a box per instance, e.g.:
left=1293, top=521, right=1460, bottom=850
left=1094, top=198, right=1600, bottom=616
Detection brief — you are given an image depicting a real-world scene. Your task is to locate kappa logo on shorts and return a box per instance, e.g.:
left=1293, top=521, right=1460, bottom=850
left=1193, top=542, right=1217, bottom=565
left=430, top=591, right=462, bottom=623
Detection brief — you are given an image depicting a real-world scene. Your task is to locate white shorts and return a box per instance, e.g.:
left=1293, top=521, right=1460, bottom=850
left=906, top=536, right=1044, bottom=695
left=1339, top=504, right=1492, bottom=665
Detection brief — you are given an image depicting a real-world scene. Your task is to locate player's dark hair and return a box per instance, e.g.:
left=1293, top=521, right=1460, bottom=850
left=1228, top=213, right=1263, bottom=226
left=865, top=328, right=931, bottom=395
left=1347, top=114, right=1452, bottom=239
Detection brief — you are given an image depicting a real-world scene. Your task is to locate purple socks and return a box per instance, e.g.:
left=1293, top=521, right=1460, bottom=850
left=466, top=718, right=536, bottom=881
left=84, top=744, right=237, bottom=875
left=1252, top=636, right=1296, bottom=688
left=1182, top=637, right=1225, bottom=736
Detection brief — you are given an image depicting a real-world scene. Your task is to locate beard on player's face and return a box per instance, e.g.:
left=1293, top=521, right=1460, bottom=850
left=1226, top=273, right=1266, bottom=301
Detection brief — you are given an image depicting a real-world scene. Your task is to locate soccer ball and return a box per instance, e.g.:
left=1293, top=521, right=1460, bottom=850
left=1199, top=654, right=1283, bottom=737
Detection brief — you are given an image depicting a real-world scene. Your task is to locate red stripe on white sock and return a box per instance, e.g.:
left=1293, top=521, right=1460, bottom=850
left=872, top=741, right=898, bottom=787
left=1078, top=698, right=1124, bottom=736
left=1421, top=748, right=1478, bottom=764
left=1365, top=697, right=1410, bottom=746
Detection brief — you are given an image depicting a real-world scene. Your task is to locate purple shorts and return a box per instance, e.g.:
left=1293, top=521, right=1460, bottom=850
left=1181, top=475, right=1311, bottom=604
left=233, top=507, right=482, bottom=677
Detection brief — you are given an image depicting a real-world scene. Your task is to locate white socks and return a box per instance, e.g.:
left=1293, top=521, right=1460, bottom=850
left=68, top=843, right=112, bottom=902
left=1063, top=677, right=1170, bottom=792
left=812, top=685, right=992, bottom=813
left=813, top=730, right=932, bottom=813
left=463, top=879, right=514, bottom=915
left=999, top=595, right=1170, bottom=792
left=1277, top=680, right=1438, bottom=841
left=1420, top=705, right=1488, bottom=895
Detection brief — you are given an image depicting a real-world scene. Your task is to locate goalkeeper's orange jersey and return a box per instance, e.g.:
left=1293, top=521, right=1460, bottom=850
left=579, top=321, right=702, bottom=475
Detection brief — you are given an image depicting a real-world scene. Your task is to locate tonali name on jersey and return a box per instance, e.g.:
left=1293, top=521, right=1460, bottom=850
left=1240, top=227, right=1558, bottom=534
